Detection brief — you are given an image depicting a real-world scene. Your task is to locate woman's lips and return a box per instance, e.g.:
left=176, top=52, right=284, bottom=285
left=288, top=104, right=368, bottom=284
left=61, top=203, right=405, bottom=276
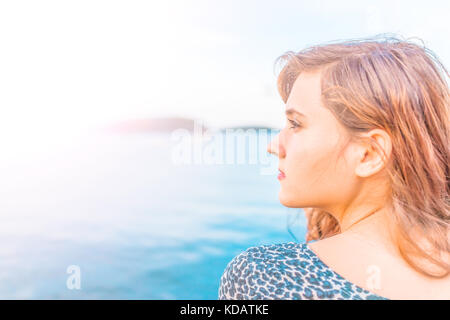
left=278, top=169, right=286, bottom=180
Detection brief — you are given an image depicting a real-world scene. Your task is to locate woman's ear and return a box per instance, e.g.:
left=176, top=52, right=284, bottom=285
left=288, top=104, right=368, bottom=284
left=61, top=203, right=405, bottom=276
left=354, top=129, right=392, bottom=178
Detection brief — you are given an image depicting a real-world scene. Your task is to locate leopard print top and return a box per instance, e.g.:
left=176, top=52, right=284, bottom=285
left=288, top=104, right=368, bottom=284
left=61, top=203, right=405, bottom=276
left=218, top=242, right=388, bottom=300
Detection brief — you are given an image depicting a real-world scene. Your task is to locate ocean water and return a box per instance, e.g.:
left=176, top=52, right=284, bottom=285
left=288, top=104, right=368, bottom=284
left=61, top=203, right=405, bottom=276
left=0, top=130, right=307, bottom=299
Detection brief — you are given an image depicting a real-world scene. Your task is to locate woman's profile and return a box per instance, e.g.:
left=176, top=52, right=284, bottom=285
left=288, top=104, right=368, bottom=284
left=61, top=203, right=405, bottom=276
left=218, top=35, right=450, bottom=300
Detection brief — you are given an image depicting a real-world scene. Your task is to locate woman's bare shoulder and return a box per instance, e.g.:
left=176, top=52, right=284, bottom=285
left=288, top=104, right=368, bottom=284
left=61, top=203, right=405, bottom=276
left=307, top=233, right=450, bottom=300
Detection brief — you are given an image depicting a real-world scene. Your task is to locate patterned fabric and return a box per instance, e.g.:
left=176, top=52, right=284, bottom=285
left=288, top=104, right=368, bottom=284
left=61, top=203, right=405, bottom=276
left=218, top=242, right=388, bottom=300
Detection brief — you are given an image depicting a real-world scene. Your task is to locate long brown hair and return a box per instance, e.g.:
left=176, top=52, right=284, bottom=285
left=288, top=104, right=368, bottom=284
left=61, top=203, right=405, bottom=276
left=276, top=35, right=450, bottom=278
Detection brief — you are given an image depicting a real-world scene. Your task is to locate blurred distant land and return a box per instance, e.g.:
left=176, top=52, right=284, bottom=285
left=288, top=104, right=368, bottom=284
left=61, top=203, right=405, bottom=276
left=106, top=117, right=206, bottom=133
left=218, top=125, right=280, bottom=132
left=105, top=117, right=280, bottom=133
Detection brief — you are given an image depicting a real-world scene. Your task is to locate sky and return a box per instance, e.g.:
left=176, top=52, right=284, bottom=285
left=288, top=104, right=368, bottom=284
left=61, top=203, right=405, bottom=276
left=0, top=0, right=449, bottom=139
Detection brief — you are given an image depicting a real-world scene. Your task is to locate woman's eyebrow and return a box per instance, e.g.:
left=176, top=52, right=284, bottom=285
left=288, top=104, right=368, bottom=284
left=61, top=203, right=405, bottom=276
left=285, top=108, right=307, bottom=118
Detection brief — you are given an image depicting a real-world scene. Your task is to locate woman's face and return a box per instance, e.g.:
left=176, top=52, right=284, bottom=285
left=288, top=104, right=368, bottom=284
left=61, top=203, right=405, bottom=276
left=267, top=70, right=360, bottom=210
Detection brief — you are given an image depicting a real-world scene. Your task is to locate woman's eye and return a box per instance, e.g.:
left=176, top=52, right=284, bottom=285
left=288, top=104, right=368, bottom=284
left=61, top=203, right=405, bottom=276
left=288, top=119, right=301, bottom=129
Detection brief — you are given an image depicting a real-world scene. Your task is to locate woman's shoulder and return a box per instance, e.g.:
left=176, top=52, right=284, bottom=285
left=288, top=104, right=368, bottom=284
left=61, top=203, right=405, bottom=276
left=218, top=241, right=388, bottom=300
left=229, top=242, right=311, bottom=264
left=220, top=242, right=316, bottom=280
left=218, top=242, right=308, bottom=300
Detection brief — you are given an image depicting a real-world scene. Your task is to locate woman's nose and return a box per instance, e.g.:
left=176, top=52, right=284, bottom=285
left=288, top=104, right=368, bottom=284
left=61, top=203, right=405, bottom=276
left=267, top=133, right=285, bottom=158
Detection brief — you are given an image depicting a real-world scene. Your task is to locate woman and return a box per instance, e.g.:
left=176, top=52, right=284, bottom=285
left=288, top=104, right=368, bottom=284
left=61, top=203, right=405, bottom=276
left=218, top=36, right=450, bottom=300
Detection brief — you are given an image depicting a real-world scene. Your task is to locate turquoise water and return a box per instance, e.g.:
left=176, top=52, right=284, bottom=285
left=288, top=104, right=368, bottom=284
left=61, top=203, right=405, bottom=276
left=0, top=131, right=306, bottom=299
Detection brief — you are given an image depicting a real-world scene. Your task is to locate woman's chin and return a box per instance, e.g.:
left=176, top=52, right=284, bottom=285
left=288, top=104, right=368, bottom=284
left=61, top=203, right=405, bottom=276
left=278, top=191, right=303, bottom=208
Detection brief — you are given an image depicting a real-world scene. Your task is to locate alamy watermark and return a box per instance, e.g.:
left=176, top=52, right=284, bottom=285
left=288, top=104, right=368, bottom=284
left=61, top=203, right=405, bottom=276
left=66, top=265, right=81, bottom=290
left=366, top=264, right=382, bottom=291
left=170, top=119, right=280, bottom=175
